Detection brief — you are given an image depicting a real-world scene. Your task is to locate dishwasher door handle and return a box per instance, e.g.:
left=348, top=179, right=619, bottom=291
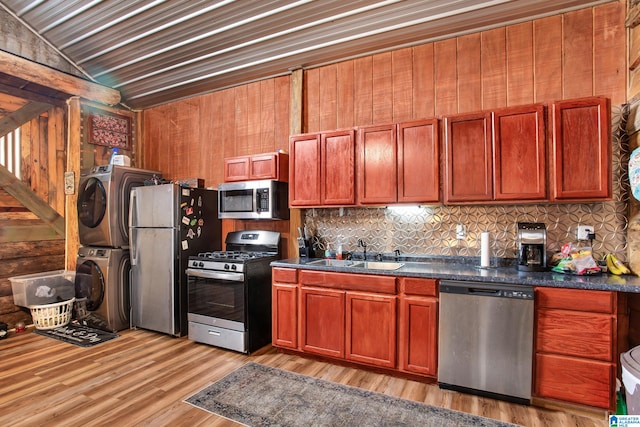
left=467, top=287, right=501, bottom=296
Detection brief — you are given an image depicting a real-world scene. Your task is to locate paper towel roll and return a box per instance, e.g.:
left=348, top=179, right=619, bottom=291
left=480, top=232, right=490, bottom=267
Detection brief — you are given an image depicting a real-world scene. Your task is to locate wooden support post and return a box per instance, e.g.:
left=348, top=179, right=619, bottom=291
left=65, top=97, right=81, bottom=270
left=289, top=68, right=304, bottom=259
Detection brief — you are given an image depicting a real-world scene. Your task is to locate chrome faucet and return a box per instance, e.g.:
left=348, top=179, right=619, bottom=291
left=357, top=239, right=367, bottom=260
left=394, top=249, right=401, bottom=261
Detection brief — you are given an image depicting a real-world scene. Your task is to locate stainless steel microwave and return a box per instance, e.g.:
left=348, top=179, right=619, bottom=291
left=218, top=179, right=289, bottom=220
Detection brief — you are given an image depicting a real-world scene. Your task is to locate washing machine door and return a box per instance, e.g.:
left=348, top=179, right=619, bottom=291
left=77, top=177, right=107, bottom=229
left=75, top=260, right=105, bottom=311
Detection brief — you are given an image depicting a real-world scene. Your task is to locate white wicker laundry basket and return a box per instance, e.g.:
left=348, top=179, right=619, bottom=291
left=29, top=298, right=75, bottom=330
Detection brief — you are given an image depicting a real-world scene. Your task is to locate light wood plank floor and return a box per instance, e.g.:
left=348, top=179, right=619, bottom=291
left=0, top=327, right=607, bottom=426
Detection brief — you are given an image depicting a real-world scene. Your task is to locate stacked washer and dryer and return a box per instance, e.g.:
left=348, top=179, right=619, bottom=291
left=75, top=165, right=160, bottom=332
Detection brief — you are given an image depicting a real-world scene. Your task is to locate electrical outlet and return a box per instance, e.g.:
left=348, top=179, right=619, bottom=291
left=576, top=225, right=594, bottom=240
left=456, top=224, right=466, bottom=240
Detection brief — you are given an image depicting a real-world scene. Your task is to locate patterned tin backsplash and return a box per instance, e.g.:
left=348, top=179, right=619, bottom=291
left=305, top=104, right=630, bottom=261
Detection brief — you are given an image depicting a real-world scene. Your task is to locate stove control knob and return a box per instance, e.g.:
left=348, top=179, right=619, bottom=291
left=224, top=264, right=230, bottom=270
left=231, top=264, right=237, bottom=270
left=198, top=262, right=204, bottom=268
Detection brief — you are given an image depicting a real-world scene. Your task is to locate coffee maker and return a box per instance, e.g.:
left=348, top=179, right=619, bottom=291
left=517, top=222, right=547, bottom=271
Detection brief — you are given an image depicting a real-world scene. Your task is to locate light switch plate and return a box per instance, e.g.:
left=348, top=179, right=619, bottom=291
left=64, top=171, right=75, bottom=195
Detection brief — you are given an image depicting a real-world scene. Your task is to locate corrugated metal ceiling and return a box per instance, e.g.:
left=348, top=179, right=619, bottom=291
left=0, top=0, right=615, bottom=110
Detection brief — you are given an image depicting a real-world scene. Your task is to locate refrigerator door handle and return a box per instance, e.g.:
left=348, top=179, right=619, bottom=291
left=130, top=227, right=138, bottom=266
left=129, top=189, right=138, bottom=266
left=129, top=188, right=138, bottom=229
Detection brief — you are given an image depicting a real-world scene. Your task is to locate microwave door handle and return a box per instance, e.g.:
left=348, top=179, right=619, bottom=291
left=255, top=189, right=260, bottom=212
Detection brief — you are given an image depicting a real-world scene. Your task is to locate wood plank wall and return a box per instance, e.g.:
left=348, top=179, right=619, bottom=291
left=142, top=77, right=290, bottom=186
left=0, top=105, right=67, bottom=328
left=304, top=2, right=626, bottom=132
left=142, top=76, right=292, bottom=256
left=140, top=2, right=625, bottom=261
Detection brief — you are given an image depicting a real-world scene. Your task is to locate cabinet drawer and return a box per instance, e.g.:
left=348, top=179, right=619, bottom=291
left=535, top=353, right=614, bottom=409
left=400, top=277, right=438, bottom=297
left=299, top=270, right=396, bottom=294
left=536, top=309, right=613, bottom=361
left=536, top=287, right=615, bottom=313
left=273, top=267, right=298, bottom=283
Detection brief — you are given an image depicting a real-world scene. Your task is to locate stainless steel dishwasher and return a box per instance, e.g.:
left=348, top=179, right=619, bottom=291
left=438, top=280, right=534, bottom=404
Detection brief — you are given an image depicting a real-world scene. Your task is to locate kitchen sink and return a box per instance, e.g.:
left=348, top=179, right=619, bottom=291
left=361, top=261, right=404, bottom=270
left=306, top=259, right=365, bottom=267
left=306, top=259, right=404, bottom=270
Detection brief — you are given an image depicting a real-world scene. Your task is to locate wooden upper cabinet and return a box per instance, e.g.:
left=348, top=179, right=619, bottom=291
left=289, top=134, right=322, bottom=206
left=357, top=124, right=397, bottom=204
left=289, top=129, right=355, bottom=207
left=444, top=112, right=493, bottom=202
left=322, top=129, right=356, bottom=205
left=224, top=156, right=250, bottom=181
left=398, top=119, right=440, bottom=203
left=358, top=119, right=440, bottom=205
left=250, top=152, right=288, bottom=182
left=493, top=104, right=546, bottom=201
left=224, top=152, right=288, bottom=182
left=551, top=97, right=611, bottom=201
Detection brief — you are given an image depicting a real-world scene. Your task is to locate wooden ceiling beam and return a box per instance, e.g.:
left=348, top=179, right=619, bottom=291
left=0, top=82, right=66, bottom=106
left=0, top=50, right=121, bottom=106
left=0, top=101, right=52, bottom=139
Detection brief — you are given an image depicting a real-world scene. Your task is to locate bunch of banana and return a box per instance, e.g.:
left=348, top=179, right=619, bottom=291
left=605, top=253, right=631, bottom=275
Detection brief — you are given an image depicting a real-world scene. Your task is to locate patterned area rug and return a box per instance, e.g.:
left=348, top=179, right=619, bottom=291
left=185, top=362, right=520, bottom=427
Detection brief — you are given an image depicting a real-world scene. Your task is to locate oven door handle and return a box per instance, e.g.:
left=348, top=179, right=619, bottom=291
left=186, top=268, right=244, bottom=282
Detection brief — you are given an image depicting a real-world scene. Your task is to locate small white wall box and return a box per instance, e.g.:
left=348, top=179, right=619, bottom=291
left=9, top=270, right=75, bottom=307
left=576, top=225, right=595, bottom=240
left=111, top=155, right=131, bottom=166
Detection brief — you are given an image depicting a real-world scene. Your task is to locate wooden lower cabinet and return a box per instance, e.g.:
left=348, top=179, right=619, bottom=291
left=346, top=292, right=397, bottom=368
left=398, top=278, right=438, bottom=376
left=398, top=295, right=438, bottom=376
left=273, top=269, right=437, bottom=374
left=272, top=283, right=298, bottom=349
left=534, top=287, right=618, bottom=410
left=273, top=269, right=625, bottom=411
left=300, top=287, right=345, bottom=358
left=272, top=268, right=299, bottom=349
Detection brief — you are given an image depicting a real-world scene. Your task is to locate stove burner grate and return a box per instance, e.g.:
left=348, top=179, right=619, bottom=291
left=195, top=250, right=276, bottom=261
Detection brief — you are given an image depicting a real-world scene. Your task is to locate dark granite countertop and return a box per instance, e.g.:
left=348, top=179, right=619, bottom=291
left=271, top=256, right=640, bottom=293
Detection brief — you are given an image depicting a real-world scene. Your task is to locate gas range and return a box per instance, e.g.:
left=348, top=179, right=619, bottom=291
left=185, top=229, right=281, bottom=354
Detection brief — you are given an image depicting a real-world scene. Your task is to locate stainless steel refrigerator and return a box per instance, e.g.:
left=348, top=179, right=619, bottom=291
left=129, top=183, right=221, bottom=336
